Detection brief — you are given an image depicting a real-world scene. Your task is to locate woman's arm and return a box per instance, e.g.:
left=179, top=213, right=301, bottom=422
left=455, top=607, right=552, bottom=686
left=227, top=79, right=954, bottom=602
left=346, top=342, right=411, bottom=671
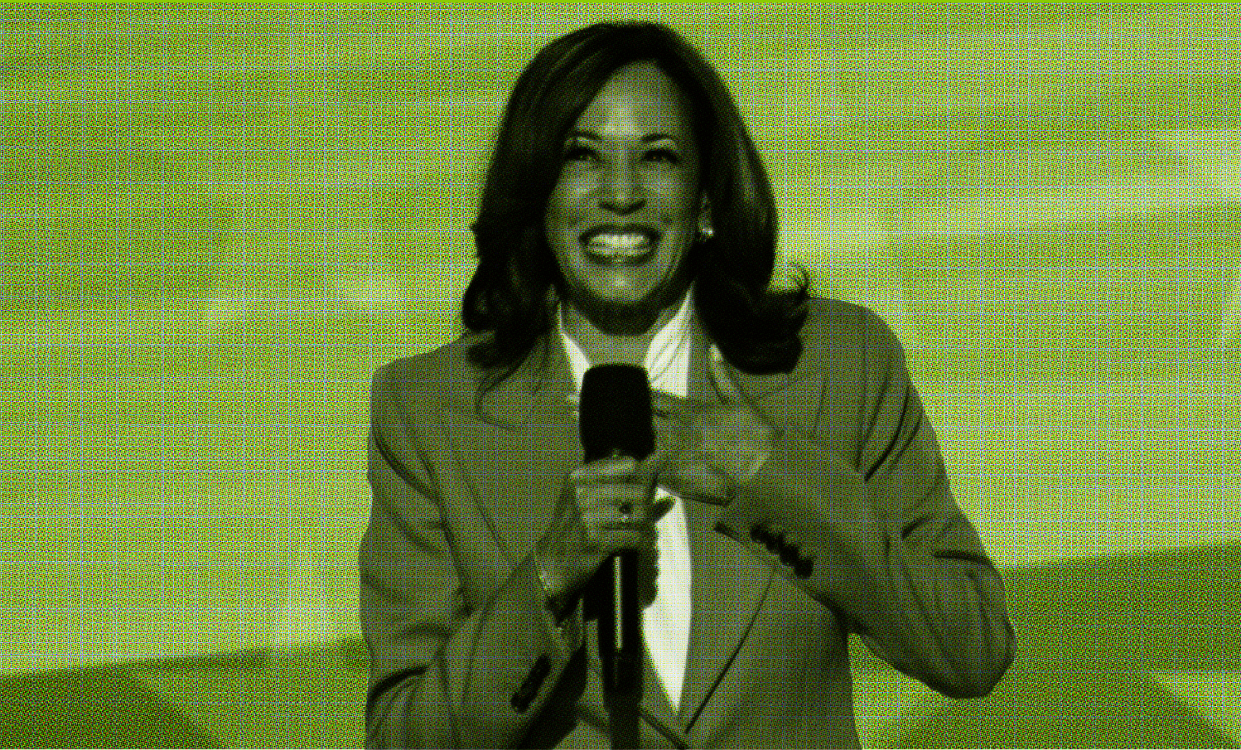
left=715, top=306, right=1015, bottom=698
left=359, top=360, right=586, bottom=748
left=653, top=304, right=1014, bottom=699
left=360, top=357, right=664, bottom=747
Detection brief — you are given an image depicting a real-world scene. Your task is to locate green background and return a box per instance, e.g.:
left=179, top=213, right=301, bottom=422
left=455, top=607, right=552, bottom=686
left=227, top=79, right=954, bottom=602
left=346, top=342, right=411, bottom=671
left=6, top=3, right=1241, bottom=746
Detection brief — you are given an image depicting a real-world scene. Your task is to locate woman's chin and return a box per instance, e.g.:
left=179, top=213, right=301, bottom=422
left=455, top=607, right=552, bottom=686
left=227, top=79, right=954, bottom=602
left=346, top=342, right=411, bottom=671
left=578, top=298, right=663, bottom=335
left=560, top=272, right=692, bottom=336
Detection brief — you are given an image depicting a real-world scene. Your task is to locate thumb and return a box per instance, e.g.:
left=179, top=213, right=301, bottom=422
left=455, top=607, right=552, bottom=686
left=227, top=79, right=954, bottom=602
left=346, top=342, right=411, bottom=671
left=650, top=497, right=675, bottom=524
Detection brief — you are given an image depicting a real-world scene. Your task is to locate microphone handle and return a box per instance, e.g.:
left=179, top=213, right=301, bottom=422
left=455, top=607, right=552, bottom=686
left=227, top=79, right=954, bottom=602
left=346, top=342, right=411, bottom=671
left=598, top=549, right=641, bottom=748
left=577, top=363, right=652, bottom=748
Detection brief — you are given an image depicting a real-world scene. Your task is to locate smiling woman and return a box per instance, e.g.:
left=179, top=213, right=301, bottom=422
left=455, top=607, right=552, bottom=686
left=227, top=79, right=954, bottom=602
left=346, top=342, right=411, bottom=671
left=359, top=20, right=1014, bottom=750
left=461, top=22, right=808, bottom=391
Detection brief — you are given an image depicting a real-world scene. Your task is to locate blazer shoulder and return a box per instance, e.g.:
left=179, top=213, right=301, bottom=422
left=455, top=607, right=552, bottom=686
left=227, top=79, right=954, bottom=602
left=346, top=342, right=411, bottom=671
left=370, top=333, right=485, bottom=412
left=797, top=297, right=902, bottom=372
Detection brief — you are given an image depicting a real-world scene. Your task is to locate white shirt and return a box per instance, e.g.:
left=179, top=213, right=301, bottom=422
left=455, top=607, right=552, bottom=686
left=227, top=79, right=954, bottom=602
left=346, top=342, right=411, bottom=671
left=557, top=295, right=694, bottom=712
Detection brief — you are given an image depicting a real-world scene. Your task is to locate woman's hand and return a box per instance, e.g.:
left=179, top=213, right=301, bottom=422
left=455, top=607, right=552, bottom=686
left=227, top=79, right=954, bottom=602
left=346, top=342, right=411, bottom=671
left=533, top=455, right=671, bottom=612
left=651, top=348, right=778, bottom=506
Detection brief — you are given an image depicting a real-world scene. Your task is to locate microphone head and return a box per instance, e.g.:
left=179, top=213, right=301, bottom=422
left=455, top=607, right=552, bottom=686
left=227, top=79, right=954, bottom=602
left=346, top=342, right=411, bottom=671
left=579, top=364, right=654, bottom=462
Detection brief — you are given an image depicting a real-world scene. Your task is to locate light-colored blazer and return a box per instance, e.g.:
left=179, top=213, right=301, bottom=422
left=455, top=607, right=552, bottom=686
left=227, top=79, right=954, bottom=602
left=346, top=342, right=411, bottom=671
left=360, top=298, right=1015, bottom=748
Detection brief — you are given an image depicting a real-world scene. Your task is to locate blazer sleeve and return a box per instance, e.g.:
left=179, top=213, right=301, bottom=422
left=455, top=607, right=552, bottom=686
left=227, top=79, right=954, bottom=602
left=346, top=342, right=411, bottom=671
left=715, top=306, right=1016, bottom=699
left=359, top=360, right=587, bottom=748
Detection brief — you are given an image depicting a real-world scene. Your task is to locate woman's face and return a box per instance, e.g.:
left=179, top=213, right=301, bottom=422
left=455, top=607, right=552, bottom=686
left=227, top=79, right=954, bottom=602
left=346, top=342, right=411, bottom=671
left=544, top=61, right=702, bottom=334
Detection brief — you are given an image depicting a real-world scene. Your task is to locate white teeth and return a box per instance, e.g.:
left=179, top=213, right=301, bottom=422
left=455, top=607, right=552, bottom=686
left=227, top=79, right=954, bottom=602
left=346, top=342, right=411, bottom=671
left=586, top=232, right=652, bottom=250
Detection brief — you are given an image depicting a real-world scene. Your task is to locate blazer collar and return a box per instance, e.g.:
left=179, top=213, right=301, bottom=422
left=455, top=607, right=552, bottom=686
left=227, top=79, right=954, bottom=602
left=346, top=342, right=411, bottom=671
left=685, top=317, right=804, bottom=407
left=474, top=315, right=803, bottom=426
left=472, top=335, right=577, bottom=430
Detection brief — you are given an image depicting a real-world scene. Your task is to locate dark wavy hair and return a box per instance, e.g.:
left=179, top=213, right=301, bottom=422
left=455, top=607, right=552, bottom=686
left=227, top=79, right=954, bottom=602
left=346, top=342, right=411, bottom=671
left=462, top=21, right=808, bottom=389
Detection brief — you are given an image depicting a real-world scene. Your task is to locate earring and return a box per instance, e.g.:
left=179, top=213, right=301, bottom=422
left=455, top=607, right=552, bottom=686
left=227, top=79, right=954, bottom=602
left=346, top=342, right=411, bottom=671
left=697, top=197, right=713, bottom=242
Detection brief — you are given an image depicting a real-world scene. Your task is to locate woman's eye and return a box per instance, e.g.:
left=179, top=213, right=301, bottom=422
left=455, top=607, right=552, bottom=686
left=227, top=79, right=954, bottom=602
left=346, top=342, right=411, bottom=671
left=564, top=146, right=599, bottom=162
left=644, top=148, right=680, bottom=164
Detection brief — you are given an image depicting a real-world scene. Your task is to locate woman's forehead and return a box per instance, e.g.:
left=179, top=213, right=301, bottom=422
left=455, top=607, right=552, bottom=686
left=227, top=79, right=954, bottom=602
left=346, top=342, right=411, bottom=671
left=570, top=61, right=695, bottom=140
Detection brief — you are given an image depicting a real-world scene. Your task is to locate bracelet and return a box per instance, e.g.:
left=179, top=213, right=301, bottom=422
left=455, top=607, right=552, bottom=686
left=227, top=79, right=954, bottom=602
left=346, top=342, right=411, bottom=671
left=533, top=552, right=574, bottom=623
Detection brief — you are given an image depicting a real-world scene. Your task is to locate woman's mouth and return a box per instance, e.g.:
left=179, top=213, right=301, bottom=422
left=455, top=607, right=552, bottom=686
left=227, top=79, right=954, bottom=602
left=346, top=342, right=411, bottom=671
left=580, top=226, right=660, bottom=263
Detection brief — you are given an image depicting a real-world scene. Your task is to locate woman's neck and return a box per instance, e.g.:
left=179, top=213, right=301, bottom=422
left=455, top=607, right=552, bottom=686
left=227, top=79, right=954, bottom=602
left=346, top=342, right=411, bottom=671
left=561, top=297, right=684, bottom=367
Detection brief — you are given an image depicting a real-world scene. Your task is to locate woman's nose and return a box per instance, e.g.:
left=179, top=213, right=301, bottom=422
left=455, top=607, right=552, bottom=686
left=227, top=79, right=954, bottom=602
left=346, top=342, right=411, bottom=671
left=598, top=159, right=644, bottom=214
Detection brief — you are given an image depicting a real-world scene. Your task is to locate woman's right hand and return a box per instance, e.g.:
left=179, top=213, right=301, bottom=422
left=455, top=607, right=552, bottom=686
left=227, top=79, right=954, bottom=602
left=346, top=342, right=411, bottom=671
left=533, top=455, right=670, bottom=612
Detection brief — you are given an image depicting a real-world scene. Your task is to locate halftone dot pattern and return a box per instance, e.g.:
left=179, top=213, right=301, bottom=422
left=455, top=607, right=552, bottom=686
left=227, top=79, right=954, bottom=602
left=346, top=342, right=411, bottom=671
left=3, top=2, right=1236, bottom=746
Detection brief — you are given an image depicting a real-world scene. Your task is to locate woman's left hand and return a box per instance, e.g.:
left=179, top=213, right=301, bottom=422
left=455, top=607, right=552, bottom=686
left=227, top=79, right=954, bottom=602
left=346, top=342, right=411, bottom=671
left=650, top=348, right=777, bottom=506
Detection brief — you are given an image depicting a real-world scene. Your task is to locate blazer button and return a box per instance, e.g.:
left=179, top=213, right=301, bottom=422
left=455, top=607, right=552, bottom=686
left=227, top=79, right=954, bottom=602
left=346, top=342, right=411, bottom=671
left=765, top=528, right=787, bottom=555
left=511, top=684, right=534, bottom=713
left=778, top=542, right=800, bottom=568
left=794, top=556, right=814, bottom=579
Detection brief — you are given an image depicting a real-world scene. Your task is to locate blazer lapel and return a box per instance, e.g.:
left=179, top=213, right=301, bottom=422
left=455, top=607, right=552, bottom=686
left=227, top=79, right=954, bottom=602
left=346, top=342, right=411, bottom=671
left=676, top=329, right=777, bottom=731
left=442, top=340, right=580, bottom=563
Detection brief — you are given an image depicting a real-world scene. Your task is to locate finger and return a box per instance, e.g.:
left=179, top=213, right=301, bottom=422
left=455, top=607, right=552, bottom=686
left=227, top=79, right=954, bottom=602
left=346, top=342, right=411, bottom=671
left=707, top=346, right=747, bottom=405
left=649, top=390, right=698, bottom=424
left=658, top=455, right=733, bottom=506
left=579, top=495, right=656, bottom=547
left=652, top=418, right=697, bottom=461
left=577, top=481, right=655, bottom=516
left=649, top=444, right=686, bottom=485
left=594, top=527, right=656, bottom=557
left=635, top=454, right=663, bottom=492
left=570, top=455, right=639, bottom=484
left=649, top=497, right=675, bottom=524
left=597, top=512, right=657, bottom=550
left=621, top=489, right=668, bottom=529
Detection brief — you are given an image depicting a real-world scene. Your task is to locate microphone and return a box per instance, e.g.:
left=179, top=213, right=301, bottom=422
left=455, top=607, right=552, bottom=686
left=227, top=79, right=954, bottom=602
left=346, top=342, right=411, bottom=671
left=579, top=364, right=652, bottom=749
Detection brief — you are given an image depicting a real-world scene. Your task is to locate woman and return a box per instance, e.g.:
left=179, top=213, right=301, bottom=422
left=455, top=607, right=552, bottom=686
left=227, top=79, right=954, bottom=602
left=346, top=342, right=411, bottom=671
left=360, top=21, right=1014, bottom=749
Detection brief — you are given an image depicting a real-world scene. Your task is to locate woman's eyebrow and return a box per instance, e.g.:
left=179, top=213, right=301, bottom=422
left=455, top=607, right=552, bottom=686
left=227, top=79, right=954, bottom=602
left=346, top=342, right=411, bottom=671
left=565, top=129, right=679, bottom=144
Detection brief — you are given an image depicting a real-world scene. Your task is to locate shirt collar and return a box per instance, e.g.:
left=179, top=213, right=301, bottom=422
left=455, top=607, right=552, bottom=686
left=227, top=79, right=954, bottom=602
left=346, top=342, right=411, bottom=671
left=556, top=290, right=695, bottom=395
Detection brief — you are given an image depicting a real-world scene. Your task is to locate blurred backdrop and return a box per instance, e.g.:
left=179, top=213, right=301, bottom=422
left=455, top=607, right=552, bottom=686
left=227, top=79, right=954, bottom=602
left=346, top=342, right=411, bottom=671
left=6, top=3, right=1241, bottom=746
